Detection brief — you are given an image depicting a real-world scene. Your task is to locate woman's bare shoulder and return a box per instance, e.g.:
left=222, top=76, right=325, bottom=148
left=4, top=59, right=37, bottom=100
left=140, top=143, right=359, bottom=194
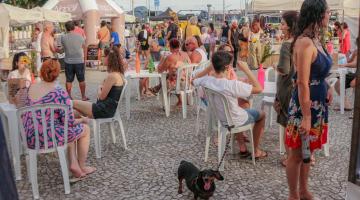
left=295, top=37, right=313, bottom=49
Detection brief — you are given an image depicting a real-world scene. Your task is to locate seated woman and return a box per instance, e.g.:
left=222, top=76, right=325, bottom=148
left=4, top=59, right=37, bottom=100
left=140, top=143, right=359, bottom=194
left=151, top=38, right=191, bottom=106
left=334, top=37, right=358, bottom=110
left=8, top=52, right=32, bottom=82
left=20, top=59, right=94, bottom=178
left=72, top=46, right=125, bottom=119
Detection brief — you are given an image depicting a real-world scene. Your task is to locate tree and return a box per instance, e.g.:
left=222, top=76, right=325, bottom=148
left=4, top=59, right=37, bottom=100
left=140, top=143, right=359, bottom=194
left=4, top=0, right=47, bottom=8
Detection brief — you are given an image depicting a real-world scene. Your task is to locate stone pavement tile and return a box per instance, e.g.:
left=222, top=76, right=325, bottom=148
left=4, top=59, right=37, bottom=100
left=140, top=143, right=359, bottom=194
left=10, top=70, right=353, bottom=199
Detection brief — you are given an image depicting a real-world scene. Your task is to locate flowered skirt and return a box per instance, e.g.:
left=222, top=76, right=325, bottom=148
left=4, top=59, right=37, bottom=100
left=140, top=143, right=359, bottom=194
left=285, top=81, right=328, bottom=152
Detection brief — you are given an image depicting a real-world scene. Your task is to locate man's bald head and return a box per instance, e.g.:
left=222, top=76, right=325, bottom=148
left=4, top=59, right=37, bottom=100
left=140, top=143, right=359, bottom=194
left=44, top=21, right=54, bottom=33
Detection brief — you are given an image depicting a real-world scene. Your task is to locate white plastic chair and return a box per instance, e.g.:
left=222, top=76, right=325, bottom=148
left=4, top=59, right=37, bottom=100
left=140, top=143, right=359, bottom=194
left=93, top=80, right=128, bottom=159
left=17, top=104, right=71, bottom=199
left=321, top=78, right=338, bottom=157
left=261, top=67, right=277, bottom=128
left=168, top=63, right=198, bottom=119
left=203, top=87, right=256, bottom=171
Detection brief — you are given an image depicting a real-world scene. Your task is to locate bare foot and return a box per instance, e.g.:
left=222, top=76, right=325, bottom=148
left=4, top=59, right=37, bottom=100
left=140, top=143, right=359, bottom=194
left=300, top=191, right=314, bottom=200
left=81, top=166, right=96, bottom=175
left=70, top=165, right=86, bottom=178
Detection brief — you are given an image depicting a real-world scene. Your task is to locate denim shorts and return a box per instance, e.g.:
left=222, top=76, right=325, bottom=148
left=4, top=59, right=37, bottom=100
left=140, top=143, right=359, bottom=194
left=65, top=63, right=85, bottom=82
left=243, top=109, right=261, bottom=125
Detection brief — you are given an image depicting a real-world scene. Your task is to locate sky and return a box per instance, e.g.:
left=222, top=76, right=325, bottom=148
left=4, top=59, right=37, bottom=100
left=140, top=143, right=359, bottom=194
left=114, top=0, right=247, bottom=12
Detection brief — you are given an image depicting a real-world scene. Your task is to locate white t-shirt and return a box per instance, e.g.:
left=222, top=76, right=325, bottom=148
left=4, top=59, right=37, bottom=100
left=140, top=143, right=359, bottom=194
left=193, top=76, right=253, bottom=126
left=195, top=47, right=208, bottom=63
left=8, top=69, right=31, bottom=82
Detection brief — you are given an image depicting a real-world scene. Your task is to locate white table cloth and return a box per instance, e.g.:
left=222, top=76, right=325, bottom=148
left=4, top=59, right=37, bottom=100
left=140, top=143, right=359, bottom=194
left=0, top=103, right=21, bottom=180
left=125, top=70, right=169, bottom=119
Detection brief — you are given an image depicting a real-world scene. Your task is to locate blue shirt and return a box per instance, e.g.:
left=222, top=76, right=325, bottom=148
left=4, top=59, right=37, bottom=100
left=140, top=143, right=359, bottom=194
left=111, top=32, right=120, bottom=45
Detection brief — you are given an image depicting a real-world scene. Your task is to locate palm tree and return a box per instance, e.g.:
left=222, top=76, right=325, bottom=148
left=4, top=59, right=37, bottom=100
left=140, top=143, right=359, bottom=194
left=4, top=0, right=47, bottom=8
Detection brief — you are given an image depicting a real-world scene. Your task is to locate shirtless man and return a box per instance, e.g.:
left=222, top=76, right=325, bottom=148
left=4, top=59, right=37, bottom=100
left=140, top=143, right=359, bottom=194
left=185, top=36, right=207, bottom=64
left=41, top=22, right=57, bottom=61
left=151, top=38, right=191, bottom=105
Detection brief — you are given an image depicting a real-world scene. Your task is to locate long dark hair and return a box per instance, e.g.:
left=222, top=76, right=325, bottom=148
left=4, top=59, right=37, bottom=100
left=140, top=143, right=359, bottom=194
left=104, top=46, right=125, bottom=74
left=292, top=0, right=328, bottom=51
left=282, top=11, right=298, bottom=38
left=12, top=52, right=27, bottom=71
left=209, top=23, right=215, bottom=32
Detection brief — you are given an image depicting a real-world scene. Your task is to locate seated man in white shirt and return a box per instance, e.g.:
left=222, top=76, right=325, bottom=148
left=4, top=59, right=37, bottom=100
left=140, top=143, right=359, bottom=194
left=193, top=51, right=267, bottom=159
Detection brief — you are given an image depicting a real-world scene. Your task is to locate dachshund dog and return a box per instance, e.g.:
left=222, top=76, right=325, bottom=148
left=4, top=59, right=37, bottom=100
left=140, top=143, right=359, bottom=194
left=177, top=160, right=224, bottom=200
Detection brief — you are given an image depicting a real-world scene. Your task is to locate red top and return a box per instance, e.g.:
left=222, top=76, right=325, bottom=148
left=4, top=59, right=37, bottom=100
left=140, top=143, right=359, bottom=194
left=73, top=26, right=86, bottom=39
left=341, top=29, right=351, bottom=54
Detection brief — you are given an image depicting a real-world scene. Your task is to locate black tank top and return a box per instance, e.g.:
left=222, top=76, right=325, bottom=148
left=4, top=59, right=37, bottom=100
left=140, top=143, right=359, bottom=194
left=107, top=85, right=123, bottom=102
left=221, top=26, right=229, bottom=38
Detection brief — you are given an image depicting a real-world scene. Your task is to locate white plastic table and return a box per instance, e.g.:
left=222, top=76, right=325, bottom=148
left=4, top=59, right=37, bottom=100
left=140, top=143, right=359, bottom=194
left=125, top=70, right=169, bottom=119
left=0, top=103, right=22, bottom=180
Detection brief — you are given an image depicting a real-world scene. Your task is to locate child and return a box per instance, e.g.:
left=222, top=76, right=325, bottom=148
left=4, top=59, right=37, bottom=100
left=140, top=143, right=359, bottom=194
left=193, top=51, right=267, bottom=159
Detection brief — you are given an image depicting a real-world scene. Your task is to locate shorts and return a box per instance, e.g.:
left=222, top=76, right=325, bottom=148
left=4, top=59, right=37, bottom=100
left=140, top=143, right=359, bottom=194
left=99, top=42, right=110, bottom=50
left=243, top=109, right=261, bottom=126
left=65, top=63, right=85, bottom=82
left=345, top=73, right=356, bottom=89
left=140, top=44, right=150, bottom=51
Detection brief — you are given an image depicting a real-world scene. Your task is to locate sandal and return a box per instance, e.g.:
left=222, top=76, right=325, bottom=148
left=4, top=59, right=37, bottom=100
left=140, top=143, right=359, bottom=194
left=252, top=150, right=268, bottom=160
left=239, top=150, right=251, bottom=158
left=70, top=175, right=86, bottom=183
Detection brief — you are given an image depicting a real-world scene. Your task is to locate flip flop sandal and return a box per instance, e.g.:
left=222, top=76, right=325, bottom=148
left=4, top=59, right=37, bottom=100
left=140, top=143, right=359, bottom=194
left=239, top=151, right=251, bottom=158
left=70, top=175, right=86, bottom=183
left=250, top=151, right=268, bottom=160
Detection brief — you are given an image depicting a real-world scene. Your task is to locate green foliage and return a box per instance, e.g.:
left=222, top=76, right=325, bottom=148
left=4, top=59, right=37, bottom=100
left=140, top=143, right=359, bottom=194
left=261, top=42, right=275, bottom=64
left=4, top=0, right=47, bottom=9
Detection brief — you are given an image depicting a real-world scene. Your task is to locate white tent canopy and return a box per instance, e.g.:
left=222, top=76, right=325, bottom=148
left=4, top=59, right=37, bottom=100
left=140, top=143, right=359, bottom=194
left=32, top=7, right=71, bottom=23
left=0, top=3, right=42, bottom=27
left=0, top=3, right=43, bottom=59
left=251, top=0, right=345, bottom=11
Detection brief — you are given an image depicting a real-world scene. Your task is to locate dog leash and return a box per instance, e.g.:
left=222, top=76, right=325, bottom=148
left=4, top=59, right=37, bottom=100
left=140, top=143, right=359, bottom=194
left=216, top=125, right=234, bottom=171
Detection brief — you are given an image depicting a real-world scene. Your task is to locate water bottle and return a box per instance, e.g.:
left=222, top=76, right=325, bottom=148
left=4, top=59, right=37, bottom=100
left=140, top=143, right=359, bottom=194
left=257, top=64, right=265, bottom=89
left=300, top=131, right=311, bottom=164
left=135, top=52, right=141, bottom=73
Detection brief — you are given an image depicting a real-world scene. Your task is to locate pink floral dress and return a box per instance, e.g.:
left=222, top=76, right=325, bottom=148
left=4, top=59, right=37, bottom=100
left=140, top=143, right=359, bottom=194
left=21, top=86, right=83, bottom=149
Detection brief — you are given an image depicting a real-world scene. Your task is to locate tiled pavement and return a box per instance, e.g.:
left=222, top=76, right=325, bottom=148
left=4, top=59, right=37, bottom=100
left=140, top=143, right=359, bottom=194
left=5, top=71, right=353, bottom=200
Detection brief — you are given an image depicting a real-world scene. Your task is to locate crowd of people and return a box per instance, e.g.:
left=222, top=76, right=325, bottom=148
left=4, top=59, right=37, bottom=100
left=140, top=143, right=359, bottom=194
left=4, top=0, right=358, bottom=199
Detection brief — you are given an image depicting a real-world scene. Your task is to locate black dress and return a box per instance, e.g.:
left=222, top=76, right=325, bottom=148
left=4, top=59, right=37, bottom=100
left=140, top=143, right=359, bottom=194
left=92, top=86, right=124, bottom=119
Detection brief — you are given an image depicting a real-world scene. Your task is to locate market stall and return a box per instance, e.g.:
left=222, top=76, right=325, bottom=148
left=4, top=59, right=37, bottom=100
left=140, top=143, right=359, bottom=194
left=32, top=7, right=72, bottom=23
left=0, top=3, right=44, bottom=77
left=0, top=3, right=42, bottom=60
left=43, top=0, right=126, bottom=46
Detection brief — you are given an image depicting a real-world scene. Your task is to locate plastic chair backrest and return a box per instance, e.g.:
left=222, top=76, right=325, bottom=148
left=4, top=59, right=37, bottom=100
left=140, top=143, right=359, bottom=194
left=175, top=63, right=198, bottom=92
left=114, top=79, right=128, bottom=115
left=197, top=60, right=211, bottom=71
left=1, top=82, right=8, bottom=100
left=265, top=67, right=277, bottom=82
left=204, top=87, right=234, bottom=128
left=17, top=104, right=69, bottom=152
